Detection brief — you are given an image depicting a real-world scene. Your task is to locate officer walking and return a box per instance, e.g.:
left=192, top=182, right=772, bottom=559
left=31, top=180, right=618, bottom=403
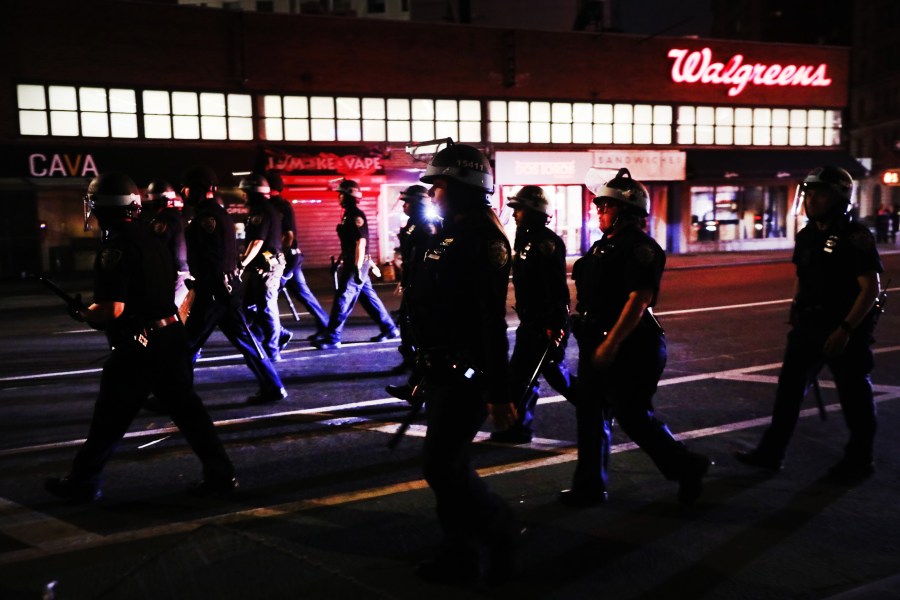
left=561, top=168, right=709, bottom=507
left=314, top=179, right=398, bottom=350
left=180, top=166, right=287, bottom=405
left=238, top=174, right=288, bottom=362
left=267, top=169, right=329, bottom=347
left=142, top=179, right=190, bottom=310
left=407, top=142, right=520, bottom=584
left=734, top=166, right=883, bottom=482
left=491, top=185, right=576, bottom=445
left=45, top=172, right=236, bottom=502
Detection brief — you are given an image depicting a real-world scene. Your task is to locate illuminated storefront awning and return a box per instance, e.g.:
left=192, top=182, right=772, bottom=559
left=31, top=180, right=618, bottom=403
left=686, top=149, right=868, bottom=181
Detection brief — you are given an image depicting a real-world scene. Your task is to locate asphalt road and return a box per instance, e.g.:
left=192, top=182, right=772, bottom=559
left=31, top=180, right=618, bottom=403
left=0, top=251, right=899, bottom=600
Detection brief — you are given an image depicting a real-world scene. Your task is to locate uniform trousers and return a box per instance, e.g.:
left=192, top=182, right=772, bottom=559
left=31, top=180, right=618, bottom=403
left=757, top=323, right=877, bottom=463
left=508, top=320, right=575, bottom=432
left=69, top=323, right=233, bottom=485
left=322, top=265, right=396, bottom=344
left=244, top=255, right=286, bottom=359
left=572, top=328, right=690, bottom=493
left=281, top=253, right=328, bottom=333
left=185, top=286, right=284, bottom=395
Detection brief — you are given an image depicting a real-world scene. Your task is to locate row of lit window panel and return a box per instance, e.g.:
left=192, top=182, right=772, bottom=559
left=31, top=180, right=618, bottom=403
left=15, top=85, right=843, bottom=147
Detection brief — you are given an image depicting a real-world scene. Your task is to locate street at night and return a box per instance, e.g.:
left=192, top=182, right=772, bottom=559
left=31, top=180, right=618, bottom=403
left=1, top=250, right=898, bottom=599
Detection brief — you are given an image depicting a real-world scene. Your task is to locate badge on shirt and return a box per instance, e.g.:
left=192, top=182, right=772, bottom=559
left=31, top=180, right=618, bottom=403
left=489, top=240, right=509, bottom=268
left=539, top=239, right=556, bottom=256
left=200, top=216, right=217, bottom=233
left=100, top=248, right=123, bottom=270
left=848, top=230, right=874, bottom=251
left=152, top=221, right=168, bottom=236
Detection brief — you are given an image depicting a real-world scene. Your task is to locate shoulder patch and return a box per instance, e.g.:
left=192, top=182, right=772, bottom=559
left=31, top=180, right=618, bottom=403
left=848, top=229, right=875, bottom=251
left=634, top=243, right=657, bottom=266
left=249, top=215, right=264, bottom=226
left=355, top=216, right=365, bottom=229
left=100, top=248, right=123, bottom=270
left=538, top=238, right=556, bottom=256
left=200, top=216, right=217, bottom=234
left=152, top=220, right=168, bottom=236
left=488, top=240, right=510, bottom=268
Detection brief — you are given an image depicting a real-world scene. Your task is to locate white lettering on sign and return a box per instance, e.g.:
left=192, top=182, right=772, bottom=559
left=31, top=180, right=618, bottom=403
left=667, top=47, right=832, bottom=97
left=266, top=152, right=383, bottom=175
left=28, top=153, right=99, bottom=177
left=514, top=161, right=576, bottom=176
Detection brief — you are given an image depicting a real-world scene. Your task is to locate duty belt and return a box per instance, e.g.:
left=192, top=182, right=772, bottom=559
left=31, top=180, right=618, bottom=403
left=146, top=314, right=179, bottom=331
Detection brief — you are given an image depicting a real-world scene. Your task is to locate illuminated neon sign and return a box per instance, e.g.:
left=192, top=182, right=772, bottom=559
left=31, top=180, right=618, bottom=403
left=667, top=48, right=832, bottom=97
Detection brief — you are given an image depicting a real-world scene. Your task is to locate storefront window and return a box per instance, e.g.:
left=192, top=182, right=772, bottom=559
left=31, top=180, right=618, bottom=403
left=690, top=185, right=789, bottom=243
left=498, top=185, right=583, bottom=255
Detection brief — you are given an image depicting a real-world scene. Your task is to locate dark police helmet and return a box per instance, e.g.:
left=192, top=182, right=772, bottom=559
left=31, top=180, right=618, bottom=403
left=264, top=170, right=284, bottom=193
left=181, top=165, right=218, bottom=193
left=400, top=184, right=429, bottom=204
left=145, top=179, right=176, bottom=205
left=802, top=165, right=853, bottom=203
left=338, top=179, right=363, bottom=199
left=239, top=173, right=271, bottom=196
left=84, top=172, right=141, bottom=229
left=420, top=141, right=494, bottom=194
left=507, top=185, right=549, bottom=215
left=592, top=167, right=650, bottom=216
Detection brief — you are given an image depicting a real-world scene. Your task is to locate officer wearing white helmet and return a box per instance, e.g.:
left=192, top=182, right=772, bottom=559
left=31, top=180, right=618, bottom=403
left=490, top=185, right=575, bottom=444
left=45, top=172, right=236, bottom=502
left=562, top=168, right=710, bottom=507
left=735, top=166, right=883, bottom=482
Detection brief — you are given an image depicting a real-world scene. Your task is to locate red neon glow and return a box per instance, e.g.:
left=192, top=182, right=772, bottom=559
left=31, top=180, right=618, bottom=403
left=667, top=48, right=832, bottom=97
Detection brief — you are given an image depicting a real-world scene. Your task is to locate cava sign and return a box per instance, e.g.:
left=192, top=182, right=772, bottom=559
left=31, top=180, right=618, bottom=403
left=667, top=47, right=832, bottom=97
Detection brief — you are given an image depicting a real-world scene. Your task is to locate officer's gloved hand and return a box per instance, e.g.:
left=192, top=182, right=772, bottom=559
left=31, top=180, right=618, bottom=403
left=67, top=294, right=85, bottom=322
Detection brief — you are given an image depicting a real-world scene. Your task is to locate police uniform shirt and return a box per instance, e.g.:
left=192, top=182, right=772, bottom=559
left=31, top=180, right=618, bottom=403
left=185, top=199, right=238, bottom=289
left=793, top=217, right=883, bottom=326
left=337, top=205, right=369, bottom=260
left=149, top=207, right=189, bottom=274
left=408, top=209, right=511, bottom=400
left=244, top=199, right=283, bottom=255
left=512, top=225, right=569, bottom=329
left=573, top=224, right=665, bottom=329
left=93, top=221, right=176, bottom=323
left=398, top=209, right=437, bottom=287
left=270, top=194, right=297, bottom=249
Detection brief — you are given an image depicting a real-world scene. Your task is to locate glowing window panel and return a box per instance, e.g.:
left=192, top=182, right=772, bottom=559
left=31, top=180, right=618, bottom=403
left=387, top=120, right=410, bottom=142
left=789, top=128, right=807, bottom=146
left=227, top=94, right=252, bottom=117
left=337, top=119, right=362, bottom=141
left=551, top=123, right=571, bottom=144
left=753, top=108, right=771, bottom=126
left=435, top=121, right=458, bottom=140
left=634, top=105, right=653, bottom=124
left=612, top=123, right=632, bottom=144
left=79, top=88, right=107, bottom=112
left=508, top=121, right=529, bottom=143
left=551, top=102, right=572, bottom=123
left=362, top=119, right=386, bottom=141
left=284, top=119, right=310, bottom=141
left=283, top=96, right=308, bottom=118
left=201, top=93, right=227, bottom=116
left=734, top=126, right=752, bottom=145
left=771, top=126, right=789, bottom=145
left=653, top=105, right=673, bottom=124
left=412, top=120, right=435, bottom=141
left=613, top=104, right=633, bottom=123
left=676, top=125, right=694, bottom=144
left=264, top=117, right=284, bottom=141
left=143, top=91, right=171, bottom=115
left=459, top=100, right=481, bottom=121
left=48, top=86, right=77, bottom=110
left=337, top=97, right=361, bottom=119
left=387, top=98, right=410, bottom=119
left=173, top=115, right=200, bottom=139
left=50, top=111, right=79, bottom=136
left=362, top=98, right=385, bottom=119
left=172, top=92, right=199, bottom=115
left=19, top=111, right=48, bottom=135
left=735, top=108, right=753, bottom=126
left=715, top=125, right=733, bottom=145
left=110, top=113, right=138, bottom=138
left=653, top=124, right=671, bottom=144
left=17, top=85, right=46, bottom=110
left=201, top=116, right=228, bottom=139
left=789, top=109, right=807, bottom=128
left=594, top=123, right=613, bottom=144
left=435, top=100, right=458, bottom=121
left=144, top=114, right=172, bottom=139
left=109, top=89, right=136, bottom=114
left=695, top=125, right=714, bottom=145
left=530, top=121, right=550, bottom=143
left=310, top=97, right=335, bottom=119
left=229, top=119, right=252, bottom=141
left=715, top=107, right=734, bottom=126
left=508, top=101, right=529, bottom=122
left=696, top=106, right=715, bottom=126
left=772, top=109, right=789, bottom=127
left=488, top=101, right=507, bottom=121
left=311, top=118, right=336, bottom=141
left=594, top=104, right=613, bottom=123
left=530, top=102, right=551, bottom=123
left=677, top=106, right=695, bottom=125
left=807, top=109, right=825, bottom=128
left=807, top=128, right=825, bottom=146
left=458, top=120, right=481, bottom=142
left=264, top=95, right=283, bottom=117
left=573, top=103, right=592, bottom=123
left=80, top=112, right=109, bottom=137
left=489, top=122, right=508, bottom=144
left=573, top=122, right=593, bottom=143
left=412, top=99, right=434, bottom=120
left=633, top=123, right=652, bottom=144
left=753, top=126, right=771, bottom=146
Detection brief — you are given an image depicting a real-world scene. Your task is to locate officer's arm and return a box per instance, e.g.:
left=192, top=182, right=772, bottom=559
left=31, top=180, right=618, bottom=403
left=593, top=288, right=654, bottom=367
left=282, top=229, right=295, bottom=253
left=823, top=271, right=879, bottom=357
left=240, top=239, right=264, bottom=268
left=355, top=238, right=366, bottom=271
left=75, top=300, right=124, bottom=326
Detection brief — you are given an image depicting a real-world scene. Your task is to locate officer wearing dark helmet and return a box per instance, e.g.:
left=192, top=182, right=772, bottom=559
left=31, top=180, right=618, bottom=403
left=561, top=167, right=709, bottom=508
left=45, top=172, right=236, bottom=503
left=143, top=179, right=190, bottom=310
left=490, top=185, right=575, bottom=445
left=238, top=174, right=288, bottom=362
left=314, top=179, right=399, bottom=350
left=734, top=166, right=883, bottom=482
left=407, top=142, right=520, bottom=584
left=181, top=166, right=287, bottom=405
left=267, top=169, right=328, bottom=347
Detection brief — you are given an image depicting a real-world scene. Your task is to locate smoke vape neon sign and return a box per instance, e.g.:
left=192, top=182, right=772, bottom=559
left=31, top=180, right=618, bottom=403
left=667, top=47, right=832, bottom=97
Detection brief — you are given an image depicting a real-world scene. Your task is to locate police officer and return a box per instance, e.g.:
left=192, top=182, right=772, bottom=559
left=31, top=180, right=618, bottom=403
left=45, top=172, right=236, bottom=502
left=408, top=142, right=520, bottom=584
left=314, top=179, right=399, bottom=350
left=491, top=185, right=575, bottom=445
left=238, top=174, right=288, bottom=361
left=143, top=179, right=190, bottom=310
left=561, top=168, right=710, bottom=507
left=734, top=166, right=883, bottom=482
left=181, top=166, right=287, bottom=405
left=267, top=169, right=328, bottom=347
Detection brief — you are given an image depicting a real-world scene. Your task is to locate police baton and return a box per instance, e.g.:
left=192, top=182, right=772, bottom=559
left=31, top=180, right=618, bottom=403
left=387, top=376, right=426, bottom=450
left=38, top=277, right=85, bottom=311
left=330, top=256, right=339, bottom=291
left=281, top=287, right=300, bottom=321
left=517, top=339, right=554, bottom=407
left=810, top=377, right=827, bottom=421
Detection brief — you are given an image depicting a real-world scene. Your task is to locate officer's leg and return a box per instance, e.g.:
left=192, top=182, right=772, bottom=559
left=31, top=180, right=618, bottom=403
left=506, top=324, right=541, bottom=432
left=357, top=278, right=398, bottom=334
left=757, top=328, right=825, bottom=460
left=542, top=332, right=577, bottom=403
left=68, top=352, right=149, bottom=485
left=258, top=264, right=285, bottom=359
left=322, top=271, right=361, bottom=343
left=149, top=325, right=234, bottom=482
left=218, top=303, right=285, bottom=395
left=828, top=336, right=877, bottom=466
left=288, top=265, right=329, bottom=331
left=569, top=340, right=611, bottom=495
left=184, top=291, right=224, bottom=363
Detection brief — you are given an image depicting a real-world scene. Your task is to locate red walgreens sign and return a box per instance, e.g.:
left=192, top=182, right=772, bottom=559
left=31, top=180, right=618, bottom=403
left=667, top=47, right=832, bottom=97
